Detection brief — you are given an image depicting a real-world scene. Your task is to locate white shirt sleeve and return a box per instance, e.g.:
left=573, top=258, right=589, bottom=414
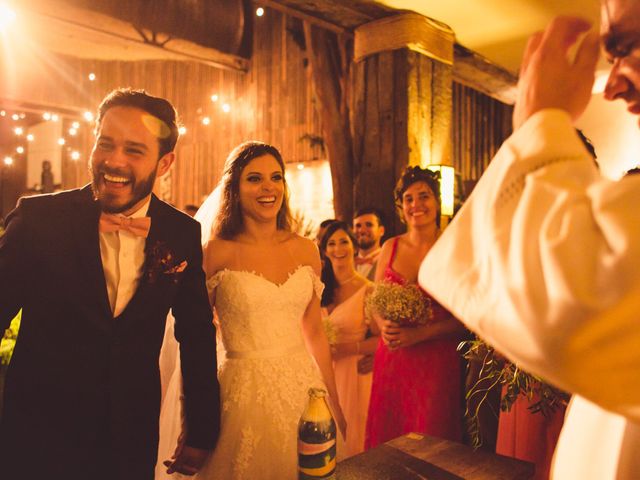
left=419, top=109, right=640, bottom=421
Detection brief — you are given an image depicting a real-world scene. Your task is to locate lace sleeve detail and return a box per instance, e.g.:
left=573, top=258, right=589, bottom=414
left=309, top=268, right=324, bottom=299
left=206, top=270, right=226, bottom=296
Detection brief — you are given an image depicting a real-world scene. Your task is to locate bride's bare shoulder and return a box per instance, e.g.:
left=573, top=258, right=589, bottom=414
left=286, top=233, right=321, bottom=271
left=203, top=236, right=237, bottom=274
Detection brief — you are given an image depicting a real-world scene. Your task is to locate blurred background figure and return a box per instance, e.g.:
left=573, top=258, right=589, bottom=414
left=352, top=207, right=385, bottom=282
left=183, top=204, right=199, bottom=217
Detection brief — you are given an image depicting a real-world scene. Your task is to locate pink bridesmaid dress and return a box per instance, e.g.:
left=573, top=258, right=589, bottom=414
left=323, top=285, right=372, bottom=459
left=496, top=388, right=567, bottom=480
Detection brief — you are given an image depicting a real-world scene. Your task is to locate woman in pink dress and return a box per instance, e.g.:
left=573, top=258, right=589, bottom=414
left=365, top=167, right=467, bottom=449
left=496, top=389, right=567, bottom=480
left=320, top=221, right=379, bottom=459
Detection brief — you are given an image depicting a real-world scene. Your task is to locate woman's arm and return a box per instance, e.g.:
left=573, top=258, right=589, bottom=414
left=382, top=315, right=467, bottom=350
left=298, top=238, right=347, bottom=439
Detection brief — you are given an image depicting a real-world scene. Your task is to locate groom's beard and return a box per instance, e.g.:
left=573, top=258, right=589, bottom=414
left=91, top=165, right=157, bottom=214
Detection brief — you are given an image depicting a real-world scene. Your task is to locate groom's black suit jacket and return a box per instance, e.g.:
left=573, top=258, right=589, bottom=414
left=0, top=186, right=220, bottom=480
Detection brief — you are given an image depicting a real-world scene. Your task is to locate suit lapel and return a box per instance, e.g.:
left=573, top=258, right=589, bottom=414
left=71, top=186, right=113, bottom=322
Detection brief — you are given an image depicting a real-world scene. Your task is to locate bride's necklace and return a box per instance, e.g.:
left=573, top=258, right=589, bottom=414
left=337, top=273, right=357, bottom=286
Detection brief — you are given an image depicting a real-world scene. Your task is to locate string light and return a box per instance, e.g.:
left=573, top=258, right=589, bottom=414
left=43, top=112, right=51, bottom=121
left=178, top=126, right=187, bottom=135
left=88, top=73, right=96, bottom=81
left=11, top=113, right=18, bottom=121
left=83, top=111, right=94, bottom=122
left=3, top=156, right=13, bottom=166
left=68, top=128, right=77, bottom=136
left=51, top=114, right=59, bottom=122
left=26, top=134, right=34, bottom=142
left=57, top=138, right=65, bottom=146
left=222, top=103, right=231, bottom=113
left=256, top=7, right=265, bottom=17
left=14, top=127, right=23, bottom=135
left=210, top=94, right=219, bottom=102
left=0, top=110, right=5, bottom=116
left=71, top=151, right=80, bottom=161
left=72, top=121, right=80, bottom=129
left=16, top=146, right=24, bottom=154
left=202, top=117, right=211, bottom=126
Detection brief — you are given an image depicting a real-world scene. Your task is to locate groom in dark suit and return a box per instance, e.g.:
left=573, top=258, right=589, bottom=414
left=0, top=89, right=220, bottom=480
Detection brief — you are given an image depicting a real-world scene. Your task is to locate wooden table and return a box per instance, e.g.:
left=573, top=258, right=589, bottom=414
left=336, top=433, right=534, bottom=479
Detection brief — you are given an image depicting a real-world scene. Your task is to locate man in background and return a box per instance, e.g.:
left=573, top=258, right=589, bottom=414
left=353, top=207, right=385, bottom=281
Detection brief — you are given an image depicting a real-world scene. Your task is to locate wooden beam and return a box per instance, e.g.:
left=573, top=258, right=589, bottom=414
left=19, top=1, right=250, bottom=71
left=453, top=45, right=517, bottom=105
left=260, top=1, right=349, bottom=34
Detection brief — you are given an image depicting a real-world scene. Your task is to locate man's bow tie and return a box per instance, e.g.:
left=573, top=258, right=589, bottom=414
left=99, top=213, right=151, bottom=238
left=355, top=256, right=374, bottom=266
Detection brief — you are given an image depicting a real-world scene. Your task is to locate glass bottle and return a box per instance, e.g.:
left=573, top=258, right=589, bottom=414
left=298, top=387, right=337, bottom=479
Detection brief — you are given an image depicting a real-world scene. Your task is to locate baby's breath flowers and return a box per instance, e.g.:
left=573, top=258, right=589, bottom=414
left=365, top=281, right=432, bottom=327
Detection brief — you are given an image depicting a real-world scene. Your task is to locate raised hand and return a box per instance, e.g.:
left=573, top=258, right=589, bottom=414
left=513, top=16, right=600, bottom=130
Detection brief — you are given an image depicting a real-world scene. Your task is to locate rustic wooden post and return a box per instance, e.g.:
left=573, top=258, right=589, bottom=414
left=351, top=13, right=455, bottom=235
left=303, top=23, right=355, bottom=222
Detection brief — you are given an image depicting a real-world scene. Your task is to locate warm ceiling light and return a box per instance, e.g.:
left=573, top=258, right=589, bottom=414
left=14, top=126, right=23, bottom=135
left=3, top=156, right=13, bottom=166
left=88, top=73, right=96, bottom=81
left=26, top=133, right=34, bottom=141
left=222, top=103, right=231, bottom=113
left=58, top=138, right=65, bottom=145
left=71, top=151, right=80, bottom=161
left=51, top=114, right=59, bottom=122
left=68, top=128, right=77, bottom=136
left=83, top=111, right=94, bottom=122
left=11, top=113, right=18, bottom=121
left=202, top=117, right=211, bottom=125
left=256, top=7, right=265, bottom=17
left=16, top=146, right=24, bottom=154
left=43, top=112, right=51, bottom=121
left=72, top=121, right=80, bottom=129
left=210, top=94, right=219, bottom=102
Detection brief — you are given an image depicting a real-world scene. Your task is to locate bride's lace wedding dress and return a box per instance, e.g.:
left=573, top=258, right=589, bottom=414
left=156, top=265, right=325, bottom=480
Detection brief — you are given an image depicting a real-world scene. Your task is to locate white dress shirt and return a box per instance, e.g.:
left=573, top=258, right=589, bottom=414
left=419, top=109, right=640, bottom=479
left=99, top=198, right=150, bottom=317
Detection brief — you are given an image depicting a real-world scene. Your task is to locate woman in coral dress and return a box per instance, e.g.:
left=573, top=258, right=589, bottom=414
left=320, top=221, right=379, bottom=459
left=496, top=389, right=567, bottom=480
left=365, top=167, right=467, bottom=449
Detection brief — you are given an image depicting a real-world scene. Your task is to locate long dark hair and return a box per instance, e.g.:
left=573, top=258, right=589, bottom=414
left=214, top=141, right=293, bottom=239
left=394, top=166, right=441, bottom=227
left=319, top=221, right=357, bottom=307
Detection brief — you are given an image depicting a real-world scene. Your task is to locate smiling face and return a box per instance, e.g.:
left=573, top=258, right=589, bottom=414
left=324, top=228, right=356, bottom=268
left=401, top=181, right=439, bottom=228
left=238, top=154, right=285, bottom=224
left=90, top=106, right=174, bottom=215
left=353, top=213, right=384, bottom=250
left=601, top=0, right=640, bottom=124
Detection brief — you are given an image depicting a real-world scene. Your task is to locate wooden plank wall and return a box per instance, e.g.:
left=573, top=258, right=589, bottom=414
left=0, top=9, right=322, bottom=210
left=451, top=82, right=513, bottom=198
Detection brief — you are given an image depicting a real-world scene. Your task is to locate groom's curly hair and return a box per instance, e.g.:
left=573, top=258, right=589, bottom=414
left=214, top=141, right=293, bottom=239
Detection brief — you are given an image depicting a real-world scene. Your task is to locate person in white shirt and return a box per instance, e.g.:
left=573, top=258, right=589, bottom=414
left=353, top=207, right=386, bottom=281
left=420, top=4, right=640, bottom=479
left=0, top=88, right=220, bottom=480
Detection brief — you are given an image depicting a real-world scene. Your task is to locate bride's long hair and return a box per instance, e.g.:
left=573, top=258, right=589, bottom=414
left=212, top=141, right=293, bottom=240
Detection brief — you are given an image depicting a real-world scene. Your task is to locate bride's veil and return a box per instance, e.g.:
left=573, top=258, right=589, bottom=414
left=194, top=184, right=222, bottom=247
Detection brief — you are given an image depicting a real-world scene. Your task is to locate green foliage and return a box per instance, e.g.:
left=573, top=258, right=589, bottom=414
left=291, top=210, right=316, bottom=239
left=0, top=310, right=21, bottom=366
left=460, top=337, right=570, bottom=449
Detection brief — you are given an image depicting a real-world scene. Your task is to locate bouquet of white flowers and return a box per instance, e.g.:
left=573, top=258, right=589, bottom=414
left=365, top=281, right=432, bottom=327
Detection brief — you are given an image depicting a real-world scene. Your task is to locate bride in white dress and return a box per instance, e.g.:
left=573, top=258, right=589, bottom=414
left=156, top=141, right=346, bottom=479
